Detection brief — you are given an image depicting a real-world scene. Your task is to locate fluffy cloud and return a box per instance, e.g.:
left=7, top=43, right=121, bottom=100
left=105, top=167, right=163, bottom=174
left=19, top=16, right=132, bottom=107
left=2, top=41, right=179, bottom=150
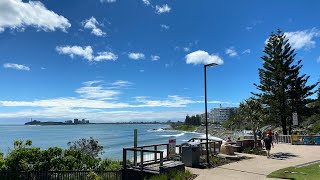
left=151, top=55, right=160, bottom=61
left=134, top=95, right=194, bottom=108
left=155, top=4, right=171, bottom=14
left=56, top=46, right=94, bottom=61
left=185, top=50, right=223, bottom=65
left=183, top=47, right=190, bottom=52
left=0, top=0, right=70, bottom=33
left=94, top=52, right=118, bottom=61
left=56, top=45, right=117, bottom=62
left=160, top=24, right=169, bottom=30
left=100, top=0, right=116, bottom=3
left=83, top=17, right=106, bottom=37
left=142, top=0, right=150, bottom=6
left=110, top=80, right=132, bottom=87
left=284, top=28, right=320, bottom=50
left=3, top=63, right=30, bottom=71
left=225, top=47, right=238, bottom=57
left=128, top=53, right=145, bottom=60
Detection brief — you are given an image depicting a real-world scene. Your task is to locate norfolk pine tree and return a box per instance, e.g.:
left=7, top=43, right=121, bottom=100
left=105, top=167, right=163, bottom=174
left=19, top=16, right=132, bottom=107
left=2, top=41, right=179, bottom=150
left=253, top=30, right=318, bottom=135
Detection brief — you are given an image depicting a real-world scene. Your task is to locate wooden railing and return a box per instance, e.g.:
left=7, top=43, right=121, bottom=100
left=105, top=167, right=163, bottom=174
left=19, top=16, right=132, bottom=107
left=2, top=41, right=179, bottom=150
left=123, top=148, right=164, bottom=171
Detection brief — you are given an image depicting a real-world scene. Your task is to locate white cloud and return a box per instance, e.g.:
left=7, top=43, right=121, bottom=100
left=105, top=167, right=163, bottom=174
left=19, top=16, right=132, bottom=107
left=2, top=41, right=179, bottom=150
left=317, top=56, right=320, bottom=63
left=155, top=4, right=171, bottom=14
left=139, top=70, right=145, bottom=73
left=160, top=24, right=169, bottom=30
left=76, top=80, right=130, bottom=100
left=83, top=17, right=106, bottom=37
left=3, top=63, right=30, bottom=71
left=56, top=46, right=94, bottom=61
left=128, top=53, right=145, bottom=60
left=100, top=0, right=116, bottom=3
left=142, top=0, right=150, bottom=6
left=185, top=50, right=224, bottom=65
left=0, top=108, right=200, bottom=122
left=284, top=28, right=320, bottom=50
left=242, top=49, right=251, bottom=54
left=183, top=47, right=190, bottom=52
left=56, top=45, right=117, bottom=62
left=94, top=51, right=118, bottom=61
left=225, top=47, right=238, bottom=57
left=0, top=0, right=70, bottom=33
left=110, top=80, right=132, bottom=87
left=151, top=55, right=160, bottom=61
left=0, top=98, right=129, bottom=109
left=134, top=95, right=193, bottom=108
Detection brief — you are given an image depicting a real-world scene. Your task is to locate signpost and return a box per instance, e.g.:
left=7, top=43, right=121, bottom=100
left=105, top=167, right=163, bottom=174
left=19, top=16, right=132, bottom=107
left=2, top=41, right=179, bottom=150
left=168, top=139, right=176, bottom=157
left=292, top=112, right=298, bottom=126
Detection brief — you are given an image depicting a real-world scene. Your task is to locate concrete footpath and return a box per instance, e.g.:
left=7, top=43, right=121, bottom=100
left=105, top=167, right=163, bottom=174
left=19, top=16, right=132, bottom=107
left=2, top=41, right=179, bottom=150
left=187, top=144, right=320, bottom=180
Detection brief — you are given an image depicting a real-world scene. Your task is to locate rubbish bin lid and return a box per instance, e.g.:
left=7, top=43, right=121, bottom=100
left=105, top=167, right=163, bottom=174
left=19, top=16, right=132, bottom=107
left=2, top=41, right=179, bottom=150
left=183, top=142, right=200, bottom=146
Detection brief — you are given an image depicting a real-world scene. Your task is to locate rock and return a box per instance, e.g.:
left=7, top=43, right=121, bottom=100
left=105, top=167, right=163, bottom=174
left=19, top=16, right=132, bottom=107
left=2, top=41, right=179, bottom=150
left=220, top=142, right=235, bottom=155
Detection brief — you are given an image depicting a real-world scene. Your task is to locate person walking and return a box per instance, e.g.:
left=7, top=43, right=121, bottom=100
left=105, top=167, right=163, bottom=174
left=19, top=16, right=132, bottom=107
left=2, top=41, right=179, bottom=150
left=274, top=131, right=279, bottom=144
left=263, top=134, right=274, bottom=158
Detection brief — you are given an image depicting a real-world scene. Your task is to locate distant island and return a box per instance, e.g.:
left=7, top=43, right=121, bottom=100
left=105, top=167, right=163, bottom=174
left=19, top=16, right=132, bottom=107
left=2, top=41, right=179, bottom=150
left=25, top=119, right=171, bottom=125
left=25, top=119, right=90, bottom=125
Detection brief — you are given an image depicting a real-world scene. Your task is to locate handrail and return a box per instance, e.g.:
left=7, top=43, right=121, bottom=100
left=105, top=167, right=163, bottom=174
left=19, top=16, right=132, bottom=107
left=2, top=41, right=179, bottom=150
left=123, top=148, right=164, bottom=170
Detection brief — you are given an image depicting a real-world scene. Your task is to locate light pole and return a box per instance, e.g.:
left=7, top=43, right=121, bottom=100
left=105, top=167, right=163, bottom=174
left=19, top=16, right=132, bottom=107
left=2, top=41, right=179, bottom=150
left=204, top=62, right=218, bottom=165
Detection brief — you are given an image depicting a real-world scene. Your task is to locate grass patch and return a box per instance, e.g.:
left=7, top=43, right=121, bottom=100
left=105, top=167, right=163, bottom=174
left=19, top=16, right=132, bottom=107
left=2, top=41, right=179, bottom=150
left=174, top=125, right=197, bottom=132
left=267, top=163, right=320, bottom=180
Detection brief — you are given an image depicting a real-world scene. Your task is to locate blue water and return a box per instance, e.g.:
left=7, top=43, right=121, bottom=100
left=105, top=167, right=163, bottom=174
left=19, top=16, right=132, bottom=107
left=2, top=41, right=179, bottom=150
left=0, top=124, right=204, bottom=160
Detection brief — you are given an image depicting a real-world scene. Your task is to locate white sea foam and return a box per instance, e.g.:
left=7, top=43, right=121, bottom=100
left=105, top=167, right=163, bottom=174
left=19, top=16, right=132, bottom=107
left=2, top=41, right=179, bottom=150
left=199, top=134, right=223, bottom=141
left=147, top=128, right=164, bottom=132
left=160, top=133, right=185, bottom=137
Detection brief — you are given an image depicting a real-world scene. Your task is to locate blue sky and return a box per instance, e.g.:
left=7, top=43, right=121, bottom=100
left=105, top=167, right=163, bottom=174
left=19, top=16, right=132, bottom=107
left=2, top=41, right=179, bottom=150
left=0, top=0, right=320, bottom=124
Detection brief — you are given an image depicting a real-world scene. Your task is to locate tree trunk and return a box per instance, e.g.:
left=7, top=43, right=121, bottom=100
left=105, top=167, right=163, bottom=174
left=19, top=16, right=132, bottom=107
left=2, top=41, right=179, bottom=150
left=281, top=115, right=287, bottom=135
left=253, top=129, right=257, bottom=149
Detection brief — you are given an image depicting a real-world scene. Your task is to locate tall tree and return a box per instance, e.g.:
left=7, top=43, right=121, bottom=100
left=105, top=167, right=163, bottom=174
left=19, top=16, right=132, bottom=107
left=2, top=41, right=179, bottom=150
left=239, top=97, right=264, bottom=148
left=254, top=30, right=318, bottom=134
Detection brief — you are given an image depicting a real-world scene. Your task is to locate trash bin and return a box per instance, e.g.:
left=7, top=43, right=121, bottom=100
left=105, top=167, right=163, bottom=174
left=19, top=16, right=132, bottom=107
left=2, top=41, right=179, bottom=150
left=181, top=142, right=200, bottom=167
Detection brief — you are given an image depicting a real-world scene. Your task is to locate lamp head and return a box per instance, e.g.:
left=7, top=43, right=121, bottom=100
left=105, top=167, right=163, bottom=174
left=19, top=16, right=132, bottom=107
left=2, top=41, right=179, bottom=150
left=205, top=63, right=218, bottom=67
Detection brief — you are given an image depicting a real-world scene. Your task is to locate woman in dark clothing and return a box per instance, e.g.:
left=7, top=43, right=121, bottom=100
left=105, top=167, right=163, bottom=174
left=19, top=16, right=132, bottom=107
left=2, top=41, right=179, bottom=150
left=263, top=134, right=274, bottom=158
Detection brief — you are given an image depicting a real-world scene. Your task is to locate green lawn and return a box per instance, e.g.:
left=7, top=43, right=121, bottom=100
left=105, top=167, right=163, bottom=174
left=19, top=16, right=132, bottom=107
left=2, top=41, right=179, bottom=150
left=267, top=163, right=320, bottom=180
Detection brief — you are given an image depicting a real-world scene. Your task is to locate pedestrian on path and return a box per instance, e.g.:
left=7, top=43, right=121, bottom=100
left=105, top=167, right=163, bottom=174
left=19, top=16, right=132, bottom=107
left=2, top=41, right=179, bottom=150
left=263, top=134, right=274, bottom=158
left=274, top=131, right=279, bottom=144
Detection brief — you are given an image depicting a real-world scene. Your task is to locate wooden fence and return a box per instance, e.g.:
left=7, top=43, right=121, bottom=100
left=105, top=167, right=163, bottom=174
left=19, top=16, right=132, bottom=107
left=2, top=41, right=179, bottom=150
left=0, top=170, right=122, bottom=180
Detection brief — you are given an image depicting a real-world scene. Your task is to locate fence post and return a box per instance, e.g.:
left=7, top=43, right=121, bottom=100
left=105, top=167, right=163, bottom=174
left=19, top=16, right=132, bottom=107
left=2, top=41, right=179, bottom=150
left=166, top=144, right=169, bottom=159
left=123, top=149, right=127, bottom=169
left=154, top=145, right=157, bottom=163
left=160, top=152, right=163, bottom=167
left=140, top=149, right=144, bottom=170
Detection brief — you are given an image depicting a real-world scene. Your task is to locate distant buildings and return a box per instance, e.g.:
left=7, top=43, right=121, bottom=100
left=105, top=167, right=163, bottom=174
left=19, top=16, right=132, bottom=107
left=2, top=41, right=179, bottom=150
left=199, top=105, right=238, bottom=124
left=211, top=105, right=238, bottom=123
left=68, top=119, right=89, bottom=124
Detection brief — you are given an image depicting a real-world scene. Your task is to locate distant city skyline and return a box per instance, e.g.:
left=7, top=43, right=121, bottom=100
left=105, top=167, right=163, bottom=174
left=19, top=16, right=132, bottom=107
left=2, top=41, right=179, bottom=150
left=0, top=0, right=319, bottom=124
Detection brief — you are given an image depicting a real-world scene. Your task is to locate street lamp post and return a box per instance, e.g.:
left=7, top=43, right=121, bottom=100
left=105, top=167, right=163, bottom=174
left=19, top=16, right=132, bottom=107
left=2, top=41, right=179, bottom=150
left=204, top=62, right=218, bottom=165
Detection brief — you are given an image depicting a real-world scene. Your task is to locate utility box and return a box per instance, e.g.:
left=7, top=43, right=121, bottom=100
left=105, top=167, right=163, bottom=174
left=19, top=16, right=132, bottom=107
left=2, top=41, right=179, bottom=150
left=181, top=142, right=200, bottom=167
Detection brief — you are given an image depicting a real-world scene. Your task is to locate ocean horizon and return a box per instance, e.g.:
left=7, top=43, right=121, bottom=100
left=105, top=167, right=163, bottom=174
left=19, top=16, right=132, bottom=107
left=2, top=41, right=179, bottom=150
left=0, top=124, right=206, bottom=160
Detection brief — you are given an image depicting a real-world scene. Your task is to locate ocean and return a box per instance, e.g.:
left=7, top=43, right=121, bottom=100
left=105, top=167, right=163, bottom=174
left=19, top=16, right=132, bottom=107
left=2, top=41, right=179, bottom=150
left=0, top=124, right=205, bottom=160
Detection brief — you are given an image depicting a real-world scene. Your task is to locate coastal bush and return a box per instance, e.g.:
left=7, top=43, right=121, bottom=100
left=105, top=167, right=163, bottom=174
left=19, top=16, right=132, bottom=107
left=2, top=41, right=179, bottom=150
left=2, top=138, right=122, bottom=172
left=87, top=171, right=100, bottom=180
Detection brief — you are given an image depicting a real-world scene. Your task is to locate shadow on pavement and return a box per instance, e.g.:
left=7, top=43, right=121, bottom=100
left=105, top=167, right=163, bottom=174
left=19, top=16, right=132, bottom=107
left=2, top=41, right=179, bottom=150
left=270, top=152, right=299, bottom=160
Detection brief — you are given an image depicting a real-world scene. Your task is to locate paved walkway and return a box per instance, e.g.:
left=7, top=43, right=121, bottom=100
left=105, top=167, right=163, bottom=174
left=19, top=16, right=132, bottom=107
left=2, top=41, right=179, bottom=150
left=187, top=144, right=320, bottom=180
